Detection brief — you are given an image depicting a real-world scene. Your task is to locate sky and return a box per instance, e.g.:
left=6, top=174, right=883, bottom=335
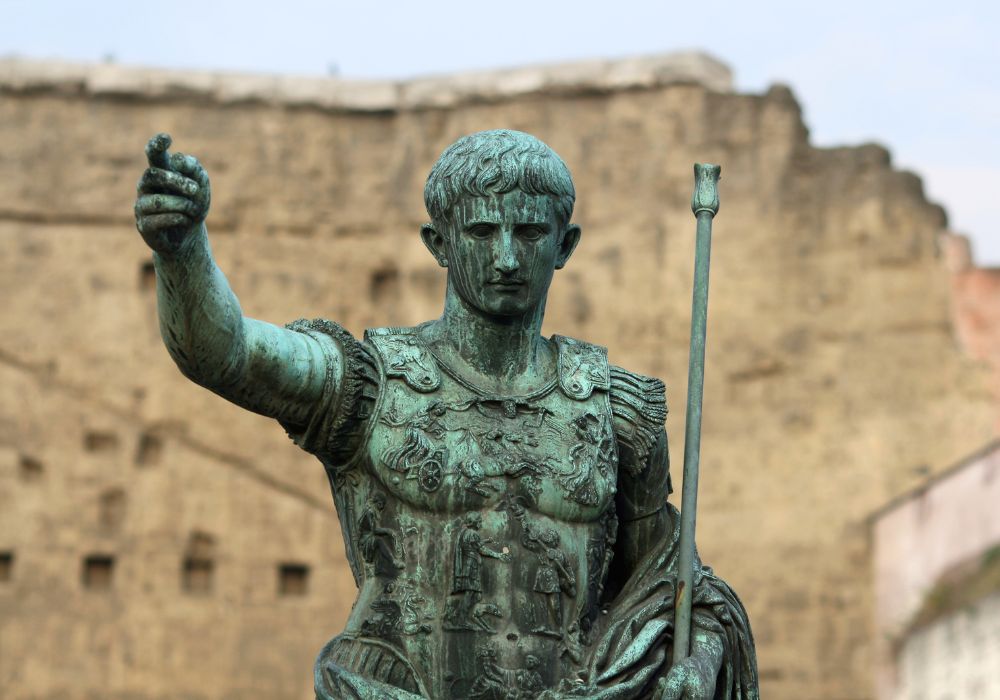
left=3, top=0, right=998, bottom=264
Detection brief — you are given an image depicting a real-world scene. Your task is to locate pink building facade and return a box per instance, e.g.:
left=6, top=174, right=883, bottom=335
left=873, top=441, right=1000, bottom=699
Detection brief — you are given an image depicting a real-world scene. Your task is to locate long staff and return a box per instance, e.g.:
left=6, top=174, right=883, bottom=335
left=672, top=163, right=721, bottom=665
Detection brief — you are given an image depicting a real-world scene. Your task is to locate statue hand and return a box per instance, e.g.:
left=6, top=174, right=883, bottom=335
left=652, top=653, right=719, bottom=700
left=135, top=133, right=211, bottom=255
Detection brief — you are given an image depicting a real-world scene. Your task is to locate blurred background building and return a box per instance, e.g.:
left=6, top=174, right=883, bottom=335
left=0, top=49, right=998, bottom=700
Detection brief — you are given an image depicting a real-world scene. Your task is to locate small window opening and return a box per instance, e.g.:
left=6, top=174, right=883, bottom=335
left=98, top=488, right=127, bottom=533
left=82, top=554, right=115, bottom=590
left=135, top=432, right=164, bottom=467
left=140, top=261, right=157, bottom=290
left=278, top=563, right=310, bottom=596
left=19, top=454, right=44, bottom=481
left=369, top=266, right=400, bottom=303
left=0, top=552, right=13, bottom=581
left=84, top=431, right=119, bottom=452
left=182, top=532, right=216, bottom=594
left=182, top=558, right=214, bottom=594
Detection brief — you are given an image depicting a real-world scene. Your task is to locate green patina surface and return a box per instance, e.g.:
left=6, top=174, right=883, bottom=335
left=134, top=129, right=757, bottom=699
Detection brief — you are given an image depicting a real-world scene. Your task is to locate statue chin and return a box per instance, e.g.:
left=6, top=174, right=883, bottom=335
left=449, top=284, right=538, bottom=319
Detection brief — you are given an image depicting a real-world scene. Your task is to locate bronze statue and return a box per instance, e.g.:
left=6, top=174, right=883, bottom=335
left=134, top=129, right=757, bottom=699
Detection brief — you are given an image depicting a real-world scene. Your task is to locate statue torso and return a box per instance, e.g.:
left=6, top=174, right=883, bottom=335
left=332, top=326, right=620, bottom=698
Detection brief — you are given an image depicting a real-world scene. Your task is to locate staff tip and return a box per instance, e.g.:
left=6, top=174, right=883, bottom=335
left=692, top=163, right=721, bottom=216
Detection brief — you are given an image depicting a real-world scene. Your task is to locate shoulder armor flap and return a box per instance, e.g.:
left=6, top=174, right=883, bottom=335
left=364, top=327, right=441, bottom=393
left=552, top=335, right=610, bottom=400
left=609, top=365, right=667, bottom=476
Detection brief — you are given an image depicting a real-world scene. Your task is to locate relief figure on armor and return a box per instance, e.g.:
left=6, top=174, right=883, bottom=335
left=510, top=501, right=576, bottom=637
left=517, top=655, right=545, bottom=698
left=362, top=582, right=404, bottom=639
left=444, top=512, right=511, bottom=632
left=363, top=579, right=433, bottom=640
left=467, top=645, right=545, bottom=700
left=134, top=129, right=757, bottom=699
left=359, top=491, right=405, bottom=578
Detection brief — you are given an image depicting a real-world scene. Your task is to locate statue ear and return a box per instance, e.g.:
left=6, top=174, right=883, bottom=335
left=421, top=223, right=449, bottom=267
left=555, top=224, right=581, bottom=270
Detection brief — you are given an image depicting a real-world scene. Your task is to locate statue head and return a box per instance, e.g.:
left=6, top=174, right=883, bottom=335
left=421, top=130, right=581, bottom=319
left=476, top=643, right=498, bottom=662
left=541, top=529, right=560, bottom=548
left=465, top=512, right=483, bottom=530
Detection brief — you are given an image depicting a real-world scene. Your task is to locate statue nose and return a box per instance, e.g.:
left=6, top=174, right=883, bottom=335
left=494, top=232, right=519, bottom=273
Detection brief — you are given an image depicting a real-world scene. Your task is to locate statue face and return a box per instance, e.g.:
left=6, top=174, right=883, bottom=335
left=425, top=190, right=579, bottom=319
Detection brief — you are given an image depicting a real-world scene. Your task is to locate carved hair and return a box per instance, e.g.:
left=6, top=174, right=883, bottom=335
left=424, top=129, right=576, bottom=225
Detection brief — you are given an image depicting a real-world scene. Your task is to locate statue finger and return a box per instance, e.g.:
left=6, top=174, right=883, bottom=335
left=169, top=153, right=211, bottom=209
left=145, top=133, right=172, bottom=169
left=138, top=212, right=193, bottom=233
left=137, top=167, right=200, bottom=197
left=169, top=152, right=207, bottom=184
left=655, top=672, right=687, bottom=700
left=136, top=194, right=200, bottom=218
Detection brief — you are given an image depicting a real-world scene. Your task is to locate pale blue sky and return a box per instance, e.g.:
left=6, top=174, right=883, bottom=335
left=4, top=0, right=998, bottom=263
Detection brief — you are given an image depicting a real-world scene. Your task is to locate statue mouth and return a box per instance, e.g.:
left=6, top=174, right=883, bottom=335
left=489, top=279, right=525, bottom=289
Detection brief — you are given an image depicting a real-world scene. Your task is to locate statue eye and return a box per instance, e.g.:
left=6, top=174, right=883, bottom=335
left=466, top=224, right=494, bottom=239
left=518, top=225, right=546, bottom=241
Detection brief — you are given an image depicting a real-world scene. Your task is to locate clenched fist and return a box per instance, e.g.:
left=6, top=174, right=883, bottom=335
left=651, top=642, right=721, bottom=700
left=134, top=133, right=211, bottom=254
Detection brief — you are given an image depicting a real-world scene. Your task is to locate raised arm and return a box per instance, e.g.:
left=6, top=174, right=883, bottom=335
left=134, top=134, right=334, bottom=427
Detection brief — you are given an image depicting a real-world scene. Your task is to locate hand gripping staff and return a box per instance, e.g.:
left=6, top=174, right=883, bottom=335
left=671, top=163, right=721, bottom=666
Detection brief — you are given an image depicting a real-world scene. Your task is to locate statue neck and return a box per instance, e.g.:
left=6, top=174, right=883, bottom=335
left=426, top=282, right=554, bottom=392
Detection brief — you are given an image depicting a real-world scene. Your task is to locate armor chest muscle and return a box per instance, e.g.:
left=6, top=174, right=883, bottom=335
left=365, top=356, right=617, bottom=523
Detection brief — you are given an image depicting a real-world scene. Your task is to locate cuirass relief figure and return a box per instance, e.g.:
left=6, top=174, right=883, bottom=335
left=135, top=130, right=758, bottom=699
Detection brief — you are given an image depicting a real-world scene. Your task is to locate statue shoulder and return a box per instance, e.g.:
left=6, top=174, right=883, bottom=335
left=282, top=318, right=379, bottom=466
left=608, top=364, right=667, bottom=478
left=551, top=335, right=610, bottom=400
left=287, top=317, right=365, bottom=356
left=286, top=319, right=376, bottom=394
left=611, top=364, right=672, bottom=520
left=363, top=324, right=441, bottom=393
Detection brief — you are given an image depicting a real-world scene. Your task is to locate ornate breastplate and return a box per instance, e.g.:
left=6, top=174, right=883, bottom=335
left=336, top=327, right=620, bottom=698
left=364, top=327, right=617, bottom=518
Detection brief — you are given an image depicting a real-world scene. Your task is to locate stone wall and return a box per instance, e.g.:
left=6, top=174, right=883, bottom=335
left=0, top=53, right=994, bottom=699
